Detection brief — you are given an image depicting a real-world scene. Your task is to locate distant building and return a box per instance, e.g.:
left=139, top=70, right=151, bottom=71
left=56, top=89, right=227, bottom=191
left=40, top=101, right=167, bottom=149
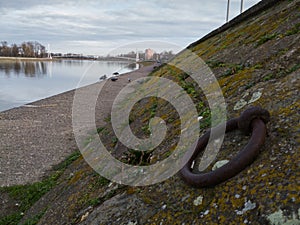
left=145, top=48, right=154, bottom=60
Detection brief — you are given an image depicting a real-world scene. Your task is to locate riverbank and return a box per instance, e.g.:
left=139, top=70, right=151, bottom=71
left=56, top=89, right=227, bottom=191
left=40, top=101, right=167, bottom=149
left=0, top=56, right=55, bottom=61
left=0, top=63, right=157, bottom=187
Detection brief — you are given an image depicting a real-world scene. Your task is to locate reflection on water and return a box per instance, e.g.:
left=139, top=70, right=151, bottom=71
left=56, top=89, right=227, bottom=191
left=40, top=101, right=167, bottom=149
left=60, top=59, right=85, bottom=67
left=127, top=63, right=139, bottom=70
left=0, top=60, right=138, bottom=78
left=0, top=60, right=139, bottom=111
left=0, top=61, right=47, bottom=77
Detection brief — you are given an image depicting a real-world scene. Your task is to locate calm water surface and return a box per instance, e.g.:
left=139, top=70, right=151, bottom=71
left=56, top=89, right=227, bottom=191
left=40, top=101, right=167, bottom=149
left=0, top=60, right=138, bottom=112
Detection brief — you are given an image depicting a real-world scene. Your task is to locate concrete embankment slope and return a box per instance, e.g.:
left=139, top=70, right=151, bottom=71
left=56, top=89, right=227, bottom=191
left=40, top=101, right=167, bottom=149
left=0, top=64, right=155, bottom=187
left=188, top=0, right=279, bottom=47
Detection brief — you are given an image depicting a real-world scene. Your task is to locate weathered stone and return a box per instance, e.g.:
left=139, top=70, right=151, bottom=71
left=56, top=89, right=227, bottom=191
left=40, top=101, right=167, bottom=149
left=79, top=192, right=156, bottom=225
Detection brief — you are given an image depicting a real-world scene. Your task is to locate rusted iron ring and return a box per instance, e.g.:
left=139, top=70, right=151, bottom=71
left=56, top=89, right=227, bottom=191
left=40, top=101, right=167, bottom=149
left=179, top=106, right=270, bottom=188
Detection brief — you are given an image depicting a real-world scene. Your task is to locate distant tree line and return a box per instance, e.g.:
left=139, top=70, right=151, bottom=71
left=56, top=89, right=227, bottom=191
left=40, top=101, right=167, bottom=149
left=0, top=41, right=47, bottom=58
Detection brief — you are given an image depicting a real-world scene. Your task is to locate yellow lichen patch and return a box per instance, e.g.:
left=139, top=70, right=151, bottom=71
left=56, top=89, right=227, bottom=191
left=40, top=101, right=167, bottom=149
left=218, top=67, right=255, bottom=98
left=277, top=101, right=300, bottom=117
left=126, top=187, right=137, bottom=195
left=67, top=167, right=90, bottom=185
left=189, top=0, right=296, bottom=62
left=194, top=38, right=221, bottom=59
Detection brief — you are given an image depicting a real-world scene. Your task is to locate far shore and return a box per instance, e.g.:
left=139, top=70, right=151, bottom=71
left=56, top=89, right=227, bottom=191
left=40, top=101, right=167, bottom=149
left=0, top=56, right=147, bottom=63
left=0, top=56, right=55, bottom=61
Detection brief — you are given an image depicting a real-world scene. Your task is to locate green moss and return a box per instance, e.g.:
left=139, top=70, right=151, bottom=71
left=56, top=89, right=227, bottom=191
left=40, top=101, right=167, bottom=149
left=104, top=116, right=111, bottom=123
left=263, top=63, right=300, bottom=81
left=221, top=64, right=245, bottom=77
left=219, top=67, right=254, bottom=97
left=52, top=151, right=82, bottom=171
left=87, top=198, right=100, bottom=207
left=287, top=63, right=300, bottom=74
left=96, top=127, right=105, bottom=134
left=198, top=107, right=211, bottom=129
left=285, top=23, right=300, bottom=36
left=0, top=213, right=23, bottom=225
left=256, top=33, right=278, bottom=46
left=263, top=73, right=275, bottom=81
left=0, top=151, right=82, bottom=225
left=92, top=175, right=110, bottom=187
left=0, top=176, right=57, bottom=225
left=111, top=137, right=118, bottom=144
left=206, top=60, right=226, bottom=68
left=20, top=209, right=47, bottom=225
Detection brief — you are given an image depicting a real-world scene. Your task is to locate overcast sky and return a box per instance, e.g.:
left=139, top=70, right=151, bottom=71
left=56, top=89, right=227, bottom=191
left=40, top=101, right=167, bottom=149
left=0, top=0, right=261, bottom=56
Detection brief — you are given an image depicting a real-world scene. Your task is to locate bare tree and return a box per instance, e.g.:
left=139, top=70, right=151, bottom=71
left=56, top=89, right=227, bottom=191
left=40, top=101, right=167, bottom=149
left=0, top=41, right=47, bottom=57
left=21, top=42, right=35, bottom=57
left=11, top=44, right=19, bottom=57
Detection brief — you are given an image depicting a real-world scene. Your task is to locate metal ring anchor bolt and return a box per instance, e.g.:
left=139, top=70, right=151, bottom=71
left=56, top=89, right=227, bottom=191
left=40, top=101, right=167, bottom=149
left=179, top=106, right=270, bottom=188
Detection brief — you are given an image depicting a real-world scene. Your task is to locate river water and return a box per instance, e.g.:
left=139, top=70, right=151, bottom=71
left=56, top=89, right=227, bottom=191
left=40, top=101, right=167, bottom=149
left=0, top=59, right=139, bottom=112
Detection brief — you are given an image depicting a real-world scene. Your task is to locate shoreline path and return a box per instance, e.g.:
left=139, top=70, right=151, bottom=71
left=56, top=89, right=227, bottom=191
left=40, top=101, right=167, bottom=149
left=0, top=64, right=156, bottom=187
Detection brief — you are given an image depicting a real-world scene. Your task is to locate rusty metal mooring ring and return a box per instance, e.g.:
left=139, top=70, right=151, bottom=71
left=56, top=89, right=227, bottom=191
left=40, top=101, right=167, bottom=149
left=179, top=106, right=270, bottom=188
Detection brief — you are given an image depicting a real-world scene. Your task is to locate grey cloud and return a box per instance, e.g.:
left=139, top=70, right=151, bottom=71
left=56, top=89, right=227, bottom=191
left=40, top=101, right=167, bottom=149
left=0, top=0, right=261, bottom=54
left=0, top=0, right=62, bottom=10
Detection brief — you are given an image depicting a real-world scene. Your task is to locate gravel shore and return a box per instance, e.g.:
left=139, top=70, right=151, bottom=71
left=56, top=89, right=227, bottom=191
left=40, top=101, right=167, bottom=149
left=0, top=64, right=156, bottom=187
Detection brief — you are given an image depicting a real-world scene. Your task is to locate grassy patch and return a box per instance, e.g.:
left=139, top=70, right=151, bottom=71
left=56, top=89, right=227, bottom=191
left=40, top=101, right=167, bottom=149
left=287, top=63, right=300, bottom=74
left=111, top=137, right=118, bottom=145
left=93, top=175, right=110, bottom=187
left=198, top=107, right=211, bottom=130
left=262, top=63, right=299, bottom=82
left=52, top=151, right=82, bottom=171
left=0, top=151, right=82, bottom=225
left=20, top=209, right=47, bottom=225
left=245, top=81, right=255, bottom=89
left=87, top=198, right=100, bottom=207
left=285, top=23, right=300, bottom=36
left=0, top=177, right=57, bottom=225
left=104, top=116, right=111, bottom=123
left=206, top=60, right=226, bottom=68
left=96, top=127, right=106, bottom=134
left=222, top=64, right=245, bottom=77
left=256, top=33, right=278, bottom=46
left=263, top=73, right=275, bottom=81
left=150, top=100, right=158, bottom=118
